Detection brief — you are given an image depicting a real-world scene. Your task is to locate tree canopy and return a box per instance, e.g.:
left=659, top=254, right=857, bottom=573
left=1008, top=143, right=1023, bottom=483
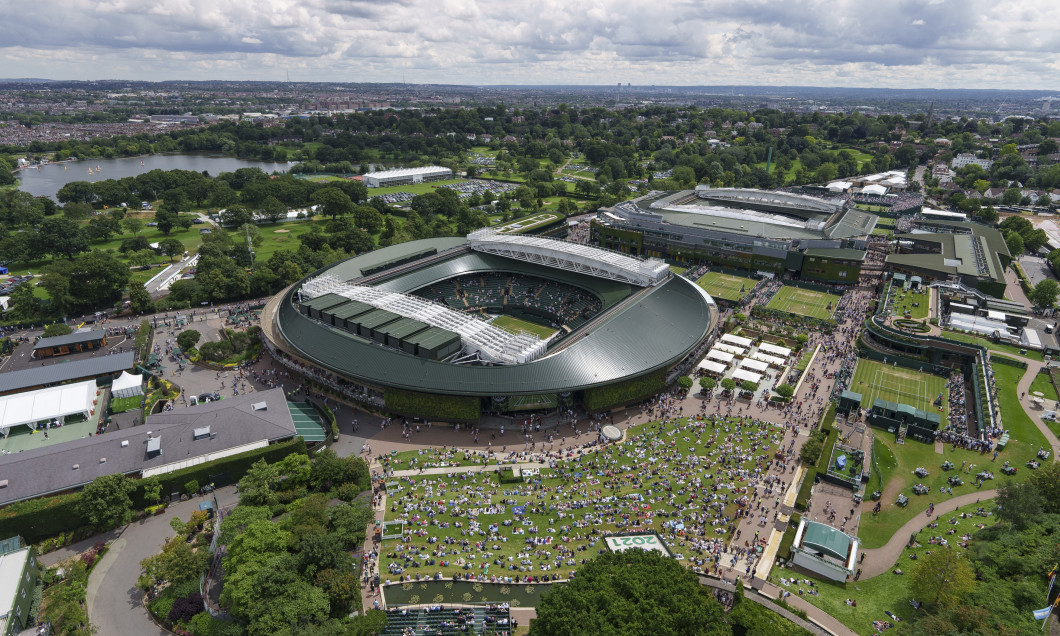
left=530, top=549, right=729, bottom=636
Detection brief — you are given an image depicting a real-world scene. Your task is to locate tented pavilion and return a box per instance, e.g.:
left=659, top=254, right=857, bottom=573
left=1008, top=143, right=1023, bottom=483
left=732, top=368, right=763, bottom=384
left=697, top=360, right=728, bottom=375
left=110, top=371, right=144, bottom=399
left=0, top=380, right=98, bottom=438
left=758, top=342, right=792, bottom=358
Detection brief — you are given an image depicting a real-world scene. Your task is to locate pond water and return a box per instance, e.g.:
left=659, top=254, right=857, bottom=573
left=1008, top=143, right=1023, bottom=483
left=17, top=154, right=292, bottom=199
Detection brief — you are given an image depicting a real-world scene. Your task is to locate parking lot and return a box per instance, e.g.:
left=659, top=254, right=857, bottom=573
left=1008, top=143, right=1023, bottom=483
left=1019, top=255, right=1057, bottom=288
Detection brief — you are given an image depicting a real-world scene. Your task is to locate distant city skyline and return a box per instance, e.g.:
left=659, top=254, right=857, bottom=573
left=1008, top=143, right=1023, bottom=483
left=1, top=0, right=1058, bottom=90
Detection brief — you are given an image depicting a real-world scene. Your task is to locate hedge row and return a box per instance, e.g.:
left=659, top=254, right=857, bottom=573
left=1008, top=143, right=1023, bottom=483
left=794, top=468, right=816, bottom=512
left=582, top=370, right=666, bottom=412
left=0, top=493, right=86, bottom=545
left=991, top=354, right=1028, bottom=369
left=384, top=387, right=481, bottom=421
left=307, top=398, right=340, bottom=441
left=132, top=437, right=308, bottom=507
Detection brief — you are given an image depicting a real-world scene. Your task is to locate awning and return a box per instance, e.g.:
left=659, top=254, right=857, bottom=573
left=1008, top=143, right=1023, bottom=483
left=713, top=343, right=746, bottom=356
left=758, top=343, right=792, bottom=357
left=732, top=369, right=763, bottom=384
left=0, top=380, right=96, bottom=434
left=698, top=360, right=728, bottom=374
left=706, top=349, right=734, bottom=363
left=720, top=333, right=753, bottom=348
left=738, top=358, right=769, bottom=372
left=750, top=351, right=786, bottom=366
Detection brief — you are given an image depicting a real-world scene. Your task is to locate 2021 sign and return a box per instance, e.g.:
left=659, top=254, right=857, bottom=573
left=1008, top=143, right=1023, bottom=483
left=604, top=533, right=671, bottom=556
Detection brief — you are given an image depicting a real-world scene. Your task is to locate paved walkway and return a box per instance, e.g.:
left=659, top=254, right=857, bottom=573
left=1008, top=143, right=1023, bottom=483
left=85, top=487, right=240, bottom=636
left=857, top=489, right=998, bottom=579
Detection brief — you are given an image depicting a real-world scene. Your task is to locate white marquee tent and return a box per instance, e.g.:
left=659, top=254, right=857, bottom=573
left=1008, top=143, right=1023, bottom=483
left=714, top=343, right=746, bottom=356
left=0, top=380, right=96, bottom=437
left=739, top=358, right=769, bottom=372
left=111, top=371, right=144, bottom=399
left=732, top=368, right=763, bottom=384
left=698, top=360, right=728, bottom=375
left=758, top=343, right=792, bottom=357
left=706, top=349, right=735, bottom=363
left=720, top=333, right=754, bottom=348
left=751, top=351, right=787, bottom=367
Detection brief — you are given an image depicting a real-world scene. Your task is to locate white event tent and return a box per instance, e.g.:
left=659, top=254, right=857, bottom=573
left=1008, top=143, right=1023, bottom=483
left=714, top=343, right=746, bottom=356
left=111, top=371, right=144, bottom=399
left=707, top=349, right=735, bottom=363
left=0, top=380, right=97, bottom=437
left=739, top=358, right=769, bottom=373
left=751, top=351, right=787, bottom=367
left=720, top=333, right=754, bottom=348
left=758, top=343, right=792, bottom=357
left=698, top=360, right=728, bottom=375
left=732, top=368, right=763, bottom=384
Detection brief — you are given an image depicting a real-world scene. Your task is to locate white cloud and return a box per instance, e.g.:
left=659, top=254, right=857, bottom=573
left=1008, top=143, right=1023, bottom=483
left=0, top=0, right=1056, bottom=88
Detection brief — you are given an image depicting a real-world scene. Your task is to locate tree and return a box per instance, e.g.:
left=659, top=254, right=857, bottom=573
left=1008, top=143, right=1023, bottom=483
left=993, top=482, right=1042, bottom=530
left=1004, top=230, right=1024, bottom=256
left=46, top=250, right=131, bottom=311
left=86, top=214, right=121, bottom=241
left=176, top=329, right=201, bottom=351
left=159, top=238, right=185, bottom=261
left=237, top=459, right=281, bottom=506
left=310, top=187, right=354, bottom=220
left=676, top=376, right=694, bottom=391
left=1028, top=461, right=1060, bottom=513
left=6, top=282, right=41, bottom=321
left=721, top=378, right=737, bottom=393
left=155, top=209, right=177, bottom=235
left=1030, top=279, right=1060, bottom=308
left=123, top=217, right=143, bottom=235
left=76, top=473, right=137, bottom=528
left=128, top=282, right=153, bottom=315
left=140, top=536, right=210, bottom=586
left=221, top=205, right=254, bottom=227
left=127, top=249, right=156, bottom=270
left=530, top=549, right=729, bottom=636
left=910, top=549, right=976, bottom=609
left=776, top=384, right=795, bottom=399
left=140, top=476, right=163, bottom=505
left=258, top=196, right=287, bottom=224
left=699, top=377, right=717, bottom=392
left=31, top=216, right=88, bottom=260
left=740, top=380, right=758, bottom=393
left=43, top=323, right=73, bottom=338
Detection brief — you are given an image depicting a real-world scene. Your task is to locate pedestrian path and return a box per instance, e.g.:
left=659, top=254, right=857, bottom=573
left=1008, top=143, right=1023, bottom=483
left=857, top=489, right=998, bottom=579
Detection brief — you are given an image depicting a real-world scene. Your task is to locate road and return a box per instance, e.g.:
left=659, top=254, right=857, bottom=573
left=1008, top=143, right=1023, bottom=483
left=86, top=487, right=239, bottom=636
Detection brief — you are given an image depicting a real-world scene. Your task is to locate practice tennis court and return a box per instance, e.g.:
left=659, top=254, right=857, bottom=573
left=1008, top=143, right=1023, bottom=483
left=765, top=286, right=839, bottom=320
left=287, top=402, right=328, bottom=442
left=849, top=359, right=947, bottom=416
left=695, top=272, right=756, bottom=302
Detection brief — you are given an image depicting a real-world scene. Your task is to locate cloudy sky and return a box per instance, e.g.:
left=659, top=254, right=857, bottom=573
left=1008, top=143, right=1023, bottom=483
left=1, top=0, right=1057, bottom=88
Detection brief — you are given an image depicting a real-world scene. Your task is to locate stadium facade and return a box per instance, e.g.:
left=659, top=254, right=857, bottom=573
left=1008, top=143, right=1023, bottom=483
left=263, top=231, right=718, bottom=421
left=592, top=187, right=876, bottom=283
left=362, top=166, right=453, bottom=188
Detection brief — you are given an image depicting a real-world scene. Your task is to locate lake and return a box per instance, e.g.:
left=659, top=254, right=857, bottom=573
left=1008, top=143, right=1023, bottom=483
left=17, top=155, right=293, bottom=199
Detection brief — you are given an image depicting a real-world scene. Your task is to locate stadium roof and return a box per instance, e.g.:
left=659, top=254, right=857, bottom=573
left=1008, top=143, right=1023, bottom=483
left=889, top=225, right=1007, bottom=284
left=804, top=248, right=867, bottom=261
left=274, top=239, right=716, bottom=396
left=467, top=229, right=669, bottom=287
left=33, top=329, right=106, bottom=351
left=0, top=389, right=296, bottom=505
left=0, top=352, right=135, bottom=394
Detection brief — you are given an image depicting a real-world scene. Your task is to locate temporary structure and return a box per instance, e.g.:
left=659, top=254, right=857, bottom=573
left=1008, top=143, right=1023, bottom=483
left=0, top=380, right=96, bottom=437
left=111, top=371, right=144, bottom=399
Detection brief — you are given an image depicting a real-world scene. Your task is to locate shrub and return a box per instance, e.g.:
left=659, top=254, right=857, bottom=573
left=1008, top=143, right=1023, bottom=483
left=676, top=376, right=694, bottom=390
left=335, top=483, right=361, bottom=502
left=184, top=480, right=199, bottom=496
left=775, top=384, right=794, bottom=399
left=699, top=377, right=717, bottom=391
left=168, top=592, right=204, bottom=624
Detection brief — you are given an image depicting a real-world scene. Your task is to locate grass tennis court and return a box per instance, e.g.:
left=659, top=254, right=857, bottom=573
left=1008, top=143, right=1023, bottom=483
left=849, top=358, right=947, bottom=416
left=109, top=395, right=142, bottom=413
left=491, top=314, right=557, bottom=339
left=765, top=286, right=839, bottom=320
left=695, top=271, right=757, bottom=301
left=287, top=402, right=327, bottom=442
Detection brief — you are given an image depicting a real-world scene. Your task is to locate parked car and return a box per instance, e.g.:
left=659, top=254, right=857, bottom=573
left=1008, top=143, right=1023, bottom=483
left=147, top=222, right=158, bottom=227
left=198, top=392, right=222, bottom=402
left=192, top=218, right=205, bottom=224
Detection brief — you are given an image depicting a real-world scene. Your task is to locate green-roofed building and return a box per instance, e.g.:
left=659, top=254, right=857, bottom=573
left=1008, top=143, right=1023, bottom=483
left=886, top=219, right=1011, bottom=298
left=791, top=519, right=858, bottom=581
left=266, top=235, right=718, bottom=421
left=592, top=187, right=875, bottom=282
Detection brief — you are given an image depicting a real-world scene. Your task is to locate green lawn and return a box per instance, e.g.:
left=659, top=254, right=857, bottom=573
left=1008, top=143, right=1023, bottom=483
left=939, top=330, right=1044, bottom=361
left=695, top=271, right=757, bottom=302
left=766, top=286, right=840, bottom=320
left=753, top=157, right=802, bottom=183
left=386, top=448, right=498, bottom=470
left=1028, top=371, right=1059, bottom=401
left=856, top=363, right=1045, bottom=549
left=382, top=417, right=781, bottom=580
left=849, top=359, right=947, bottom=415
left=888, top=287, right=929, bottom=320
left=669, top=265, right=687, bottom=275
left=239, top=220, right=326, bottom=263
left=773, top=501, right=998, bottom=636
left=494, top=212, right=563, bottom=235
left=109, top=394, right=143, bottom=413
left=365, top=178, right=473, bottom=197
left=490, top=314, right=558, bottom=339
